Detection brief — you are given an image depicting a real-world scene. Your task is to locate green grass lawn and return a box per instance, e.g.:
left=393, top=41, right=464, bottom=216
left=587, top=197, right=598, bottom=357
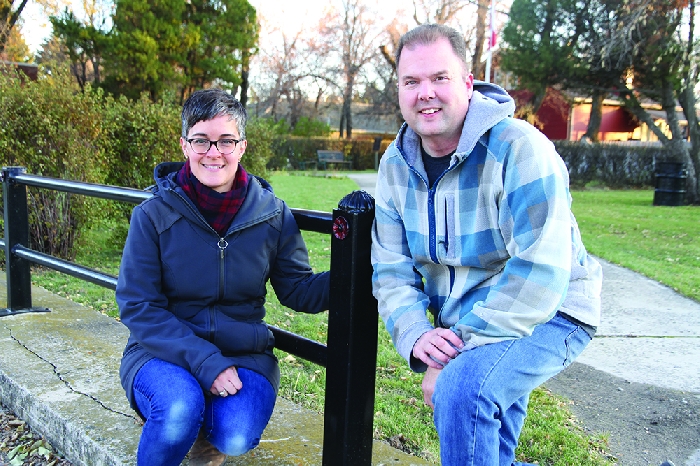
left=571, top=188, right=699, bottom=302
left=29, top=175, right=699, bottom=465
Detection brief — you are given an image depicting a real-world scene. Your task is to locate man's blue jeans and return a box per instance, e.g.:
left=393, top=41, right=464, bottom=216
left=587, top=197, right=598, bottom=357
left=132, top=358, right=276, bottom=466
left=432, top=313, right=592, bottom=466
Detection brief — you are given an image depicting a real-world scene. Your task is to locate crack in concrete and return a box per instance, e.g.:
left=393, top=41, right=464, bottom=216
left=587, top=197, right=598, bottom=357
left=6, top=327, right=139, bottom=423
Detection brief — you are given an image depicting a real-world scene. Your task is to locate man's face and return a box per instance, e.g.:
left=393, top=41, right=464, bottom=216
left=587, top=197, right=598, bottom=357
left=397, top=38, right=474, bottom=154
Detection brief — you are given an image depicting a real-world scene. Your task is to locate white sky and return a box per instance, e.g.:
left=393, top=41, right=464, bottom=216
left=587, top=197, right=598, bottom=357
left=250, top=0, right=411, bottom=27
left=20, top=2, right=53, bottom=54
left=250, top=0, right=413, bottom=48
left=250, top=0, right=330, bottom=32
left=20, top=0, right=413, bottom=55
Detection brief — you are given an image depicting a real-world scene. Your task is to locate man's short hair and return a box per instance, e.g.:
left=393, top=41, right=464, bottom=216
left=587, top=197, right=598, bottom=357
left=395, top=24, right=470, bottom=75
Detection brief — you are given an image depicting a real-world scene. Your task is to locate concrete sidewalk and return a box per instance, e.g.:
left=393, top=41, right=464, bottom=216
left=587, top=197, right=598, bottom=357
left=0, top=272, right=430, bottom=466
left=544, top=257, right=700, bottom=465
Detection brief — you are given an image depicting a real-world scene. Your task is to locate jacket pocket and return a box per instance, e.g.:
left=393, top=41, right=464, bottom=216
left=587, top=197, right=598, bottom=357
left=214, top=320, right=273, bottom=355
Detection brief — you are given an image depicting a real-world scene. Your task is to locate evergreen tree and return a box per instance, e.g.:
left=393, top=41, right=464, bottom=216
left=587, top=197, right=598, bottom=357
left=180, top=0, right=258, bottom=103
left=102, top=0, right=190, bottom=101
left=500, top=0, right=585, bottom=112
left=50, top=9, right=109, bottom=91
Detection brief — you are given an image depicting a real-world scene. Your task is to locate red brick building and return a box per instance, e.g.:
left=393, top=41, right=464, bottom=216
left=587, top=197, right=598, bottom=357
left=508, top=87, right=684, bottom=143
left=0, top=60, right=38, bottom=81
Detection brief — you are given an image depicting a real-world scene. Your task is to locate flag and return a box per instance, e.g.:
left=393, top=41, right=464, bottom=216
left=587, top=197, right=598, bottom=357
left=488, top=0, right=497, bottom=50
left=485, top=0, right=496, bottom=83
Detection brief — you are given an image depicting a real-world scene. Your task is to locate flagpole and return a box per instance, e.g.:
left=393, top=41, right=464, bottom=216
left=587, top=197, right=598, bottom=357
left=485, top=0, right=494, bottom=83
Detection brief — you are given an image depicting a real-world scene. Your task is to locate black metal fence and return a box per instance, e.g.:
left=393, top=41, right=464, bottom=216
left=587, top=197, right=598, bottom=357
left=0, top=166, right=378, bottom=466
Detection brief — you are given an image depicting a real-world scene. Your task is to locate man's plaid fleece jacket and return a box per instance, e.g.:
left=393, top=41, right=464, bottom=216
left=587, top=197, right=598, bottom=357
left=370, top=81, right=603, bottom=371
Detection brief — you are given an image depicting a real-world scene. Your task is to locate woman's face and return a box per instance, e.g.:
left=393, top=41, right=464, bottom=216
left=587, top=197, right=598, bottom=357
left=180, top=114, right=247, bottom=193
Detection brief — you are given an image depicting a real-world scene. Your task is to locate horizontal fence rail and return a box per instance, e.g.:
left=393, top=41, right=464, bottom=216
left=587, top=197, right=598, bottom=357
left=1, top=166, right=377, bottom=465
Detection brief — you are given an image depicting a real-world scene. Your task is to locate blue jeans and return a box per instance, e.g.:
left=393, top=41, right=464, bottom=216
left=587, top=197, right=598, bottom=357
left=432, top=313, right=592, bottom=466
left=132, top=358, right=276, bottom=466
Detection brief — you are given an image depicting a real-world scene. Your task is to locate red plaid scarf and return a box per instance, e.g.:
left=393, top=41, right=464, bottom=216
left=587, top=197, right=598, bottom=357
left=176, top=159, right=249, bottom=236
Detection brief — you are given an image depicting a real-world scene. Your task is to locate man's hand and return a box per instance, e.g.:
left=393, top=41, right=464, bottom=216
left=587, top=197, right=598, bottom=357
left=412, top=327, right=464, bottom=369
left=210, top=366, right=243, bottom=397
left=421, top=366, right=441, bottom=410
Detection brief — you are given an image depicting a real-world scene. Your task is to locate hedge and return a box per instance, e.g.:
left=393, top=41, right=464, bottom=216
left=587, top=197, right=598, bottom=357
left=554, top=141, right=680, bottom=188
left=271, top=135, right=680, bottom=188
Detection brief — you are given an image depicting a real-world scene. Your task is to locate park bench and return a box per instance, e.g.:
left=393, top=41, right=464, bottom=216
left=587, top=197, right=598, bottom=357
left=0, top=166, right=378, bottom=466
left=317, top=150, right=352, bottom=170
left=299, top=150, right=352, bottom=170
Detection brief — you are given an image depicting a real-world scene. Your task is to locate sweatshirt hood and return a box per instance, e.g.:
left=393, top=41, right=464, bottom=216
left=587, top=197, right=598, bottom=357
left=396, top=81, right=515, bottom=165
left=154, top=161, right=184, bottom=180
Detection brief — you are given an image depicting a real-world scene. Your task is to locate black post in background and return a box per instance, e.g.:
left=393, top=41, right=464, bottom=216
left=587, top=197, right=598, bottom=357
left=1, top=166, right=46, bottom=315
left=372, top=137, right=382, bottom=171
left=322, top=190, right=377, bottom=466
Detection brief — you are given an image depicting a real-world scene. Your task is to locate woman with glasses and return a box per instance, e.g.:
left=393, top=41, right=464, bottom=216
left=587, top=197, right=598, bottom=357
left=116, top=88, right=329, bottom=466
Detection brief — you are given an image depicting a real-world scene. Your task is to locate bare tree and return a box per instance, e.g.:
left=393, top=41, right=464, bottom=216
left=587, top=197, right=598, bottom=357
left=255, top=29, right=301, bottom=121
left=1, top=0, right=65, bottom=55
left=376, top=0, right=496, bottom=126
left=81, top=0, right=111, bottom=26
left=1, top=0, right=30, bottom=55
left=254, top=22, right=339, bottom=128
left=411, top=0, right=470, bottom=24
left=375, top=19, right=407, bottom=128
left=409, top=0, right=499, bottom=79
left=303, top=29, right=343, bottom=117
left=1, top=20, right=29, bottom=59
left=380, top=0, right=496, bottom=79
left=252, top=0, right=497, bottom=138
left=320, top=0, right=382, bottom=139
left=470, top=0, right=490, bottom=80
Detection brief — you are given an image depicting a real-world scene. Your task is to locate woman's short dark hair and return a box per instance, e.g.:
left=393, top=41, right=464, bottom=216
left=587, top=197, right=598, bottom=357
left=181, top=88, right=247, bottom=140
left=395, top=24, right=469, bottom=75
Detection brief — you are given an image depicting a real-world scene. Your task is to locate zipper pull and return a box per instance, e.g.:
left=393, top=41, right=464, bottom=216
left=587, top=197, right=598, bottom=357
left=218, top=238, right=228, bottom=259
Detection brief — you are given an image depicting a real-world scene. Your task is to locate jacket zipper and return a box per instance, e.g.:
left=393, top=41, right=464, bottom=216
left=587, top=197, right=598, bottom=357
left=428, top=190, right=438, bottom=262
left=169, top=189, right=229, bottom=340
left=218, top=238, right=228, bottom=301
left=209, top=237, right=227, bottom=340
left=428, top=166, right=456, bottom=328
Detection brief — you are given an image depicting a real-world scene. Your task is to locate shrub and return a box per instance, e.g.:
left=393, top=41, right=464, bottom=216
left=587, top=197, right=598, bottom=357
left=99, top=93, right=180, bottom=244
left=554, top=141, right=674, bottom=188
left=0, top=67, right=279, bottom=256
left=0, top=64, right=108, bottom=259
left=244, top=117, right=275, bottom=180
left=101, top=93, right=181, bottom=191
left=267, top=135, right=392, bottom=170
left=291, top=117, right=332, bottom=137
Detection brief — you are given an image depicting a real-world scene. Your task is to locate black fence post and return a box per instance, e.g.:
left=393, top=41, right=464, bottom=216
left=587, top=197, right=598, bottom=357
left=322, top=190, right=377, bottom=466
left=1, top=166, right=47, bottom=315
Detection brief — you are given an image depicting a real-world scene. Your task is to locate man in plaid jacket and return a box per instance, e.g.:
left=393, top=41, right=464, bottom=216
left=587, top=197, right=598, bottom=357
left=371, top=24, right=602, bottom=465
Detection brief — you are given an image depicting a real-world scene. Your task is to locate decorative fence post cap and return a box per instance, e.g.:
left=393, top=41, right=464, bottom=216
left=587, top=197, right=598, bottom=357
left=337, top=190, right=374, bottom=214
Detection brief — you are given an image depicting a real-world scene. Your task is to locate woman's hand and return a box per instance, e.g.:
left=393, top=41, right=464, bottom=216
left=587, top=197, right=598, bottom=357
left=210, top=366, right=243, bottom=397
